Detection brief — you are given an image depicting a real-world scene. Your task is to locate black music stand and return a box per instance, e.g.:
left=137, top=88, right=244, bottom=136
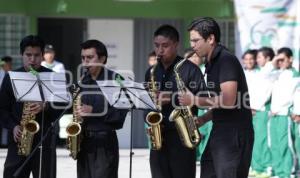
left=8, top=71, right=71, bottom=178
left=97, top=80, right=157, bottom=178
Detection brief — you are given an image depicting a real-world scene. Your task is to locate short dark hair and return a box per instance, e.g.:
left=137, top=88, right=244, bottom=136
left=242, top=49, right=258, bottom=59
left=1, top=56, right=13, bottom=63
left=277, top=47, right=293, bottom=58
left=80, top=39, right=108, bottom=64
left=20, top=35, right=45, bottom=55
left=154, top=24, right=179, bottom=42
left=258, top=47, right=275, bottom=61
left=148, top=51, right=156, bottom=57
left=188, top=17, right=221, bottom=43
left=44, top=44, right=55, bottom=53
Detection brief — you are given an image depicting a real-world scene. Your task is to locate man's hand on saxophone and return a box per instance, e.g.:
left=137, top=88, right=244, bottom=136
left=28, top=102, right=45, bottom=115
left=13, top=125, right=22, bottom=143
left=178, top=89, right=213, bottom=130
left=76, top=104, right=93, bottom=117
left=178, top=88, right=195, bottom=107
left=157, top=91, right=172, bottom=106
left=13, top=102, right=44, bottom=143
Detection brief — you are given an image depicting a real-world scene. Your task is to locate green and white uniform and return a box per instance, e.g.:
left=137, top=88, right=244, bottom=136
left=269, top=68, right=299, bottom=178
left=196, top=63, right=212, bottom=161
left=196, top=109, right=212, bottom=161
left=291, top=73, right=300, bottom=174
left=250, top=62, right=279, bottom=174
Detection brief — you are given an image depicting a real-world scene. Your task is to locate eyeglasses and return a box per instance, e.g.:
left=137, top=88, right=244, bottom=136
left=277, top=58, right=284, bottom=62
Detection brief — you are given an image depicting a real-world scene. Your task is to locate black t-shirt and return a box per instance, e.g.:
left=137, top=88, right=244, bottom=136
left=205, top=45, right=252, bottom=127
left=145, top=56, right=206, bottom=130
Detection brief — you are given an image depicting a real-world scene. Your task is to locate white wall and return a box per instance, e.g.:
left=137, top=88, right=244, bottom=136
left=88, top=19, right=134, bottom=148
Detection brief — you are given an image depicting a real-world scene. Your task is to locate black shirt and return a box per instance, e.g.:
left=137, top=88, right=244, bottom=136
left=205, top=45, right=252, bottom=127
left=80, top=67, right=128, bottom=131
left=145, top=56, right=206, bottom=130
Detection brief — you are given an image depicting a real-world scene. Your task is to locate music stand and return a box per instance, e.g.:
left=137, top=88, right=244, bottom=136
left=9, top=71, right=70, bottom=103
left=8, top=71, right=71, bottom=178
left=97, top=80, right=157, bottom=178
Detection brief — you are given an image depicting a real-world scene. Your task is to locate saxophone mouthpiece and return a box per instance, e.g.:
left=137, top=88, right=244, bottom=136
left=156, top=55, right=162, bottom=61
left=82, top=66, right=89, bottom=74
left=28, top=65, right=38, bottom=76
left=81, top=67, right=89, bottom=80
left=186, top=51, right=195, bottom=59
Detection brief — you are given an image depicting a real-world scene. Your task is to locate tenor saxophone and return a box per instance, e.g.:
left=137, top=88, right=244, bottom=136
left=146, top=58, right=163, bottom=150
left=169, top=55, right=201, bottom=149
left=18, top=102, right=40, bottom=156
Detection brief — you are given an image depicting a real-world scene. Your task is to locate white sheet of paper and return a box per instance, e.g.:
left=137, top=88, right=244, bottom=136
left=39, top=73, right=71, bottom=102
left=96, top=80, right=156, bottom=110
left=9, top=71, right=71, bottom=103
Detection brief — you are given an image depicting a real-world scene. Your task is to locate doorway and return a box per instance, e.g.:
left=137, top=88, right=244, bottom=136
left=38, top=18, right=86, bottom=78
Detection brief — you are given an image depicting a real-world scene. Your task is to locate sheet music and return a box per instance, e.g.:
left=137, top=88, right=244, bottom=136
left=9, top=71, right=71, bottom=103
left=127, top=84, right=156, bottom=109
left=39, top=73, right=71, bottom=102
left=98, top=82, right=131, bottom=108
left=97, top=80, right=156, bottom=110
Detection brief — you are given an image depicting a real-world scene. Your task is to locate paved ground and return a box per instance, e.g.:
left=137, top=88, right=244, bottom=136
left=0, top=148, right=201, bottom=178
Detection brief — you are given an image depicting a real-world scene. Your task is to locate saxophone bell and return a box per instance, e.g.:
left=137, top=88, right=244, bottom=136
left=24, top=120, right=40, bottom=134
left=146, top=111, right=163, bottom=150
left=66, top=122, right=81, bottom=137
left=66, top=121, right=82, bottom=160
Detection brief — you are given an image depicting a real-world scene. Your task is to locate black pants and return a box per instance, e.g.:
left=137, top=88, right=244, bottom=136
left=200, top=123, right=254, bottom=178
left=150, top=129, right=196, bottom=178
left=77, top=131, right=119, bottom=178
left=3, top=136, right=57, bottom=178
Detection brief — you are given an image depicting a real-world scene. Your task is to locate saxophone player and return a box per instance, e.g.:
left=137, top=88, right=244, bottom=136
left=179, top=17, right=254, bottom=178
left=0, top=35, right=61, bottom=178
left=145, top=25, right=206, bottom=178
left=76, top=39, right=128, bottom=178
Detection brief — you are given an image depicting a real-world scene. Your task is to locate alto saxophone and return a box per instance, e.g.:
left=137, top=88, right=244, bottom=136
left=18, top=102, right=40, bottom=156
left=66, top=85, right=82, bottom=160
left=146, top=58, right=163, bottom=150
left=66, top=68, right=87, bottom=160
left=169, top=55, right=201, bottom=149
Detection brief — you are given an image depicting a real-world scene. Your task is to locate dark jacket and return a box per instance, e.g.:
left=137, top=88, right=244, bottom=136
left=0, top=66, right=61, bottom=146
left=80, top=67, right=128, bottom=131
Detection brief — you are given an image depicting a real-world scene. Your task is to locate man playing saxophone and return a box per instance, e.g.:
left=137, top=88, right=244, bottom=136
left=75, top=39, right=128, bottom=178
left=145, top=24, right=206, bottom=178
left=0, top=35, right=61, bottom=178
left=179, top=17, right=254, bottom=178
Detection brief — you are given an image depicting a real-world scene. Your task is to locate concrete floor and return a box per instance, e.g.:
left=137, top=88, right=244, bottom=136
left=0, top=148, right=201, bottom=178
